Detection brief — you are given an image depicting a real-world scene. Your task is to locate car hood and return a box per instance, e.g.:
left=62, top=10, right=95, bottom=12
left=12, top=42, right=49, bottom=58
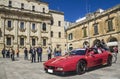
left=44, top=55, right=84, bottom=67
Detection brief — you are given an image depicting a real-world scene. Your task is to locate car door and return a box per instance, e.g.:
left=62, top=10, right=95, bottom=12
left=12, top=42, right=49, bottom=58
left=100, top=50, right=108, bottom=64
left=86, top=48, right=103, bottom=67
left=93, top=49, right=103, bottom=66
left=86, top=51, right=97, bottom=67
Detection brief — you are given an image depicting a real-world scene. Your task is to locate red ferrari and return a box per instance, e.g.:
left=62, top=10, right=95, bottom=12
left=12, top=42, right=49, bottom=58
left=43, top=48, right=112, bottom=75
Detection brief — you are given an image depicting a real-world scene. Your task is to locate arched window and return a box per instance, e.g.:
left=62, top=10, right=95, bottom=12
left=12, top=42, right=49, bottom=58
left=42, top=23, right=46, bottom=31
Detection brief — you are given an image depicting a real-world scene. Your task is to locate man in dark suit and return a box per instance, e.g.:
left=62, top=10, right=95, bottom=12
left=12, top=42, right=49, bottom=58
left=2, top=48, right=5, bottom=58
left=37, top=46, right=42, bottom=62
left=31, top=47, right=36, bottom=63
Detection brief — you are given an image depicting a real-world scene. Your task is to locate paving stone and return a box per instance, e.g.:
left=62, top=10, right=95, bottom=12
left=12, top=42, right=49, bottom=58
left=0, top=53, right=120, bottom=79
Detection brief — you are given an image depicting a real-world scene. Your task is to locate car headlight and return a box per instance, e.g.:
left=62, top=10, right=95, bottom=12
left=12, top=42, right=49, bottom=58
left=56, top=67, right=63, bottom=71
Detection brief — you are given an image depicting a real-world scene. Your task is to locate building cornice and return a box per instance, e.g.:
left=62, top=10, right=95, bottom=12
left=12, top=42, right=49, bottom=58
left=66, top=4, right=120, bottom=31
left=26, top=0, right=48, bottom=5
left=0, top=5, right=52, bottom=20
left=67, top=31, right=120, bottom=43
left=49, top=10, right=64, bottom=15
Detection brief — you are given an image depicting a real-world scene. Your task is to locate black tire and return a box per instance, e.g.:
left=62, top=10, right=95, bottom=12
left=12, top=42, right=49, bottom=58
left=76, top=60, right=86, bottom=75
left=44, top=68, right=48, bottom=73
left=107, top=56, right=112, bottom=66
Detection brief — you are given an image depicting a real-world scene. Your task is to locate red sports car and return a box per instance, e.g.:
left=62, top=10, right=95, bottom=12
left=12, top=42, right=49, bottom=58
left=43, top=48, right=112, bottom=75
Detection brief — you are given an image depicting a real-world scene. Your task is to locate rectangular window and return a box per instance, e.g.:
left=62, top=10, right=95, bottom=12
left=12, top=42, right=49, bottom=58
left=58, top=21, right=61, bottom=26
left=43, top=39, right=46, bottom=46
left=68, top=33, right=73, bottom=40
left=20, top=22, right=24, bottom=29
left=32, top=23, right=35, bottom=30
left=58, top=32, right=61, bottom=38
left=20, top=38, right=24, bottom=46
left=43, top=8, right=45, bottom=13
left=8, top=1, right=12, bottom=7
left=108, top=19, right=113, bottom=31
left=51, top=31, right=53, bottom=37
left=7, top=37, right=11, bottom=45
left=32, top=6, right=35, bottom=11
left=83, top=27, right=87, bottom=37
left=94, top=24, right=99, bottom=35
left=32, top=38, right=35, bottom=46
left=8, top=21, right=11, bottom=28
left=0, top=29, right=2, bottom=37
left=51, top=20, right=53, bottom=25
left=21, top=3, right=24, bottom=9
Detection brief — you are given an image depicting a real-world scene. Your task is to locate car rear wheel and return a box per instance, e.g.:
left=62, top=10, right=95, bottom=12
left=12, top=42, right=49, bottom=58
left=76, top=60, right=86, bottom=75
left=107, top=56, right=112, bottom=66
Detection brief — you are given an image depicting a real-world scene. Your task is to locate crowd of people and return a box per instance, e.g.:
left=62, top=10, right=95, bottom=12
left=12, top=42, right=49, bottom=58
left=1, top=48, right=15, bottom=61
left=1, top=39, right=118, bottom=63
left=1, top=45, right=62, bottom=63
left=83, top=39, right=118, bottom=63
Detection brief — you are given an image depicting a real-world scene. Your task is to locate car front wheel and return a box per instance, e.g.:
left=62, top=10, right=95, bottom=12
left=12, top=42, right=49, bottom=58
left=76, top=60, right=86, bottom=75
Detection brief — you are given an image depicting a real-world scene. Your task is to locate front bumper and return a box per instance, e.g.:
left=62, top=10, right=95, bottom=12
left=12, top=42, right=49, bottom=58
left=44, top=68, right=65, bottom=75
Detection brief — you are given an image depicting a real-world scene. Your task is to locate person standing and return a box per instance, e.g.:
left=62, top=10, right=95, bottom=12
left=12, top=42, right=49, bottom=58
left=29, top=47, right=32, bottom=60
left=113, top=46, right=118, bottom=63
left=47, top=47, right=52, bottom=60
left=11, top=48, right=15, bottom=61
left=100, top=39, right=109, bottom=50
left=54, top=45, right=61, bottom=57
left=37, top=46, right=42, bottom=62
left=16, top=48, right=19, bottom=58
left=31, top=47, right=36, bottom=63
left=5, top=49, right=8, bottom=58
left=24, top=48, right=28, bottom=60
left=7, top=48, right=10, bottom=58
left=83, top=42, right=89, bottom=49
left=1, top=48, right=5, bottom=58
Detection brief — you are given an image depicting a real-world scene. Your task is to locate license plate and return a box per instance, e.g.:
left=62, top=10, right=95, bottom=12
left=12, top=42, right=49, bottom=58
left=48, top=69, right=53, bottom=73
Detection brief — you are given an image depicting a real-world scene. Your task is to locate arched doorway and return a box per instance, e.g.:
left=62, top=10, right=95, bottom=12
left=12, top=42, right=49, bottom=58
left=107, top=37, right=118, bottom=52
left=69, top=44, right=73, bottom=51
left=93, top=39, right=101, bottom=47
left=83, top=41, right=89, bottom=48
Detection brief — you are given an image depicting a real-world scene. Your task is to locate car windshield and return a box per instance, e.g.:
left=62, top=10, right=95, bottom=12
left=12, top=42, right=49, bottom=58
left=70, top=49, right=86, bottom=55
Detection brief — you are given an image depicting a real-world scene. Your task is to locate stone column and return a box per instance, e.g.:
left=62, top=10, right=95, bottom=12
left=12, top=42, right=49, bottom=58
left=0, top=18, right=5, bottom=51
left=37, top=23, right=42, bottom=46
left=13, top=20, right=18, bottom=50
left=26, top=21, right=30, bottom=49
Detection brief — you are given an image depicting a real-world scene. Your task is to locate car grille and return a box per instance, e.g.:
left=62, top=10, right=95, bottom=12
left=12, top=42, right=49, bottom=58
left=46, top=66, right=55, bottom=69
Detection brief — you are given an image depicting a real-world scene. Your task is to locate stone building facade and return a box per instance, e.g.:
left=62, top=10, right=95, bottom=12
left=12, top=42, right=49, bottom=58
left=66, top=4, right=120, bottom=52
left=0, top=0, right=66, bottom=53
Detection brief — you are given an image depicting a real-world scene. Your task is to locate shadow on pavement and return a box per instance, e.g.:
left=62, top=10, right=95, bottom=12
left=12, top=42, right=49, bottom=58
left=49, top=65, right=112, bottom=77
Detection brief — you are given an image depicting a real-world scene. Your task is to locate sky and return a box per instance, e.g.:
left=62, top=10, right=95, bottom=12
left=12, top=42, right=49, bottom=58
left=42, top=0, right=120, bottom=22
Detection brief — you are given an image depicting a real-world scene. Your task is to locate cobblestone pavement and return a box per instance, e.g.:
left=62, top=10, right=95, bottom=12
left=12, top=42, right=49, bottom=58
left=0, top=53, right=120, bottom=79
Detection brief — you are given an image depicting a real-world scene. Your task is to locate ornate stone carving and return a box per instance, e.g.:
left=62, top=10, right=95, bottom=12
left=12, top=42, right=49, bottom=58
left=19, top=28, right=26, bottom=32
left=31, top=29, right=37, bottom=33
left=6, top=27, right=14, bottom=31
